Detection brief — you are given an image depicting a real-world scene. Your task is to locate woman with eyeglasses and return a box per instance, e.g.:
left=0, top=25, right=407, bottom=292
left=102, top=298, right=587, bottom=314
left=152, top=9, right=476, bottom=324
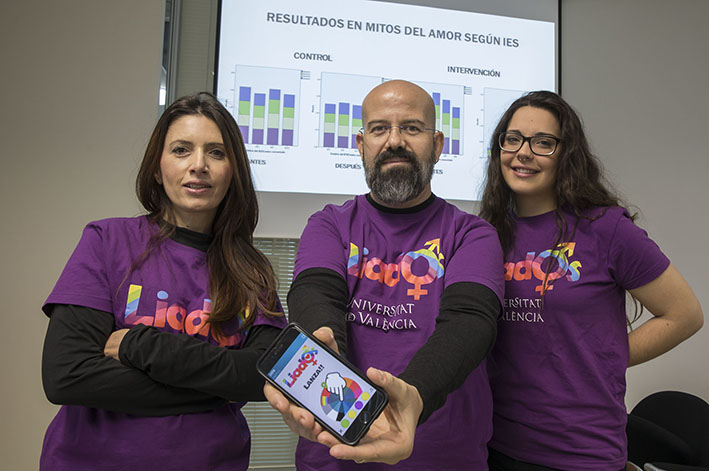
left=479, top=91, right=703, bottom=471
left=40, top=92, right=286, bottom=470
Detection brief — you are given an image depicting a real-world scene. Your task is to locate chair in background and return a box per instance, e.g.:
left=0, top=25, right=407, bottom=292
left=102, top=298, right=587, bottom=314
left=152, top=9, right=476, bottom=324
left=626, top=390, right=709, bottom=471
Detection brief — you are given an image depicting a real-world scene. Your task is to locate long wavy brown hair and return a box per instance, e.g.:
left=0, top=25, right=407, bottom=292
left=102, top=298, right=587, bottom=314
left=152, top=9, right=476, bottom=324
left=135, top=92, right=280, bottom=335
left=480, top=90, right=630, bottom=256
left=479, top=91, right=641, bottom=321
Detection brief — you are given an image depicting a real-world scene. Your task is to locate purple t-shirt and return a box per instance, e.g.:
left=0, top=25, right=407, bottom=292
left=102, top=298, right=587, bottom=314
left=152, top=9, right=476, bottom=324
left=488, top=207, right=670, bottom=470
left=42, top=216, right=284, bottom=471
left=294, top=195, right=504, bottom=471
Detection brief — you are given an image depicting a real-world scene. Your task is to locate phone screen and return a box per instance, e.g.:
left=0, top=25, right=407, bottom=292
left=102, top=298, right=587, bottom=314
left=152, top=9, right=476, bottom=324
left=261, top=325, right=386, bottom=442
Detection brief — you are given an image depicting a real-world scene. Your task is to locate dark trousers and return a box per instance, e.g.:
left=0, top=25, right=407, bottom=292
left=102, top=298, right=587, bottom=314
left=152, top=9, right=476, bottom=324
left=488, top=448, right=626, bottom=471
left=488, top=448, right=561, bottom=471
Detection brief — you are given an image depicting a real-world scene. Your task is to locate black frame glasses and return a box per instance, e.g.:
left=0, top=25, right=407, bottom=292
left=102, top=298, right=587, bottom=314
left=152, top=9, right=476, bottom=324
left=498, top=132, right=561, bottom=156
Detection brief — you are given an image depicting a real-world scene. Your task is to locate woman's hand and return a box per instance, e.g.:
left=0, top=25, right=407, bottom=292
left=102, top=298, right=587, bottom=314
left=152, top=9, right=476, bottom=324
left=104, top=329, right=130, bottom=360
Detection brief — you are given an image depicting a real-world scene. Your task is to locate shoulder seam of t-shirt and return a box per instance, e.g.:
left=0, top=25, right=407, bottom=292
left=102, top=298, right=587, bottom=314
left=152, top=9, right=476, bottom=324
left=607, top=208, right=669, bottom=289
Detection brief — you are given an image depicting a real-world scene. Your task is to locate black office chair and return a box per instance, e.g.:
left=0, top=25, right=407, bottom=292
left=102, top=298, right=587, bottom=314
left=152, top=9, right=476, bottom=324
left=626, top=390, right=709, bottom=471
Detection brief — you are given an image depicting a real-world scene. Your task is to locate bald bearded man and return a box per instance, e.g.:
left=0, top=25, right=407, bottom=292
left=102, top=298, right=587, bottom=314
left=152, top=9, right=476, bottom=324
left=266, top=80, right=504, bottom=470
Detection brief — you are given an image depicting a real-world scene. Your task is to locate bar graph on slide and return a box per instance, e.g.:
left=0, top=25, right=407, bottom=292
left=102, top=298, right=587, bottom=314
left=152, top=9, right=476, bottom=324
left=320, top=73, right=383, bottom=150
left=319, top=74, right=465, bottom=156
left=416, top=81, right=465, bottom=156
left=231, top=65, right=301, bottom=147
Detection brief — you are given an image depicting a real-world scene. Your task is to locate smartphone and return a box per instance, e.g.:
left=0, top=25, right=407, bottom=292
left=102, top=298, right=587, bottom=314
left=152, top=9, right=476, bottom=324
left=257, top=323, right=389, bottom=445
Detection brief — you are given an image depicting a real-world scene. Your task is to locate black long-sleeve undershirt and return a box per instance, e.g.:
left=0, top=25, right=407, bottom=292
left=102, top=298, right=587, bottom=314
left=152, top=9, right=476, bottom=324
left=287, top=267, right=500, bottom=424
left=42, top=304, right=281, bottom=415
left=399, top=280, right=500, bottom=421
left=287, top=268, right=351, bottom=355
left=42, top=304, right=227, bottom=415
left=42, top=224, right=285, bottom=415
left=118, top=320, right=281, bottom=401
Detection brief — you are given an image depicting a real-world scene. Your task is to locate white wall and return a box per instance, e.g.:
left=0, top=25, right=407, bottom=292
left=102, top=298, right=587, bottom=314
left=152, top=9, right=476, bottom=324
left=560, top=0, right=709, bottom=409
left=0, top=1, right=163, bottom=468
left=1, top=0, right=706, bottom=468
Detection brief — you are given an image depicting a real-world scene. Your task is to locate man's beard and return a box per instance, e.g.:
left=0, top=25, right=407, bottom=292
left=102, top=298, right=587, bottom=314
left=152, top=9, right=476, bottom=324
left=363, top=147, right=436, bottom=205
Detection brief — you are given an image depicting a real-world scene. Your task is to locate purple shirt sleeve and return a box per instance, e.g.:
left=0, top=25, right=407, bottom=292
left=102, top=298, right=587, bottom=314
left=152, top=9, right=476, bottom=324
left=608, top=211, right=670, bottom=290
left=44, top=223, right=114, bottom=315
left=444, top=217, right=505, bottom=303
left=294, top=206, right=349, bottom=279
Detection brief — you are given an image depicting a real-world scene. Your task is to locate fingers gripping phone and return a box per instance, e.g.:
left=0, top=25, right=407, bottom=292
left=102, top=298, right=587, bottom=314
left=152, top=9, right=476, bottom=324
left=257, top=323, right=389, bottom=445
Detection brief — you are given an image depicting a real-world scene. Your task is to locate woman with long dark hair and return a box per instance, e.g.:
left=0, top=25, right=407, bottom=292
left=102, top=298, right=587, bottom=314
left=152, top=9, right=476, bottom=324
left=480, top=91, right=702, bottom=471
left=41, top=92, right=286, bottom=470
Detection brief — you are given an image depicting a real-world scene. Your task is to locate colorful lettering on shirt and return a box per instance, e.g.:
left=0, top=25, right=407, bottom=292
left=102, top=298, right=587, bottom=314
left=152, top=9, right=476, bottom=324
left=124, top=284, right=153, bottom=326
left=346, top=238, right=445, bottom=300
left=504, top=242, right=582, bottom=294
left=123, top=284, right=240, bottom=346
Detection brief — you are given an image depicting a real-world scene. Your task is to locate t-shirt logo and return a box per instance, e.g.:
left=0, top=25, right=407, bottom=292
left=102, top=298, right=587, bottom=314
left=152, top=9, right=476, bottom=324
left=504, top=242, right=582, bottom=294
left=123, top=283, right=241, bottom=347
left=346, top=238, right=445, bottom=300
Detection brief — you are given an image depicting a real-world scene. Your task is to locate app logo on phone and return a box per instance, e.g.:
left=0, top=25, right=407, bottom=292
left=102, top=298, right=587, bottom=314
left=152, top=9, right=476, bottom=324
left=283, top=346, right=319, bottom=387
left=320, top=372, right=372, bottom=428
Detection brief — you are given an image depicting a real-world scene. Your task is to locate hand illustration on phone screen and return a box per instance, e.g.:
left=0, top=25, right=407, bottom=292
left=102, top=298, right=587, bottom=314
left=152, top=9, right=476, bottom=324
left=321, top=371, right=367, bottom=422
left=326, top=372, right=346, bottom=401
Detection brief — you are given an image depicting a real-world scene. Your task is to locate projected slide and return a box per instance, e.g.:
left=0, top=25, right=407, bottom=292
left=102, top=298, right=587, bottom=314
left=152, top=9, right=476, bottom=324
left=216, top=0, right=556, bottom=200
left=416, top=81, right=466, bottom=157
left=224, top=65, right=301, bottom=147
left=319, top=73, right=382, bottom=150
left=318, top=74, right=465, bottom=156
left=483, top=88, right=528, bottom=158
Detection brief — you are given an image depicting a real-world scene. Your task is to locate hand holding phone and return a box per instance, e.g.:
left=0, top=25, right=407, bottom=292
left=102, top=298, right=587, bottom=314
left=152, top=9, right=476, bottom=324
left=258, top=323, right=389, bottom=445
left=262, top=326, right=424, bottom=465
left=322, top=366, right=423, bottom=465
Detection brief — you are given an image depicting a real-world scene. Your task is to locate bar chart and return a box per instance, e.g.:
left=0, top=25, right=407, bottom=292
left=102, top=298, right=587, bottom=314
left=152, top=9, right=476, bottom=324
left=319, top=74, right=465, bottom=156
left=319, top=73, right=382, bottom=150
left=416, top=81, right=466, bottom=156
left=231, top=65, right=301, bottom=147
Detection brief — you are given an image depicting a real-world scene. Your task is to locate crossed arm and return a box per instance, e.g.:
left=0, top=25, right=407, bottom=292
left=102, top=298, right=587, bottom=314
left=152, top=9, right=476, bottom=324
left=42, top=304, right=281, bottom=415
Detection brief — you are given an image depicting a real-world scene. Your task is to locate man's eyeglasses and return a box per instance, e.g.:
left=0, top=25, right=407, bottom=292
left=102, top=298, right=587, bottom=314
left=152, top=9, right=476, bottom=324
left=498, top=132, right=561, bottom=156
left=360, top=125, right=437, bottom=139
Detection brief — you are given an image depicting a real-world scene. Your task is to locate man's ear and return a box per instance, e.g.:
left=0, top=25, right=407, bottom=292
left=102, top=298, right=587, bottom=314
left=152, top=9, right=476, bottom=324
left=433, top=131, right=444, bottom=163
left=356, top=132, right=365, bottom=158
